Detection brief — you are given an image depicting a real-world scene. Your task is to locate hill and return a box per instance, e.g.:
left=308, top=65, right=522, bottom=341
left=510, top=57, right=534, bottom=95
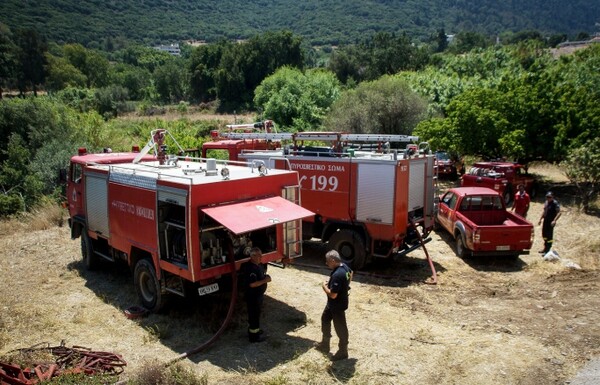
left=1, top=0, right=599, bottom=47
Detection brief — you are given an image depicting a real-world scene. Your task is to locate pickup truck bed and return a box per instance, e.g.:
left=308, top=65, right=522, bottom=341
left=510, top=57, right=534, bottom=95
left=461, top=210, right=529, bottom=226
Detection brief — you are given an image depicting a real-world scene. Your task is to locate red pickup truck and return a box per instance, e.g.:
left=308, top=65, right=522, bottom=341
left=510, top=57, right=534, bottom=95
left=460, top=162, right=536, bottom=204
left=435, top=187, right=534, bottom=258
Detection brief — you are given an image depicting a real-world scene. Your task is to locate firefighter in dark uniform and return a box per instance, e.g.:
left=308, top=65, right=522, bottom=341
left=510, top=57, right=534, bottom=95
left=244, top=247, right=271, bottom=342
left=538, top=191, right=561, bottom=255
left=315, top=249, right=353, bottom=361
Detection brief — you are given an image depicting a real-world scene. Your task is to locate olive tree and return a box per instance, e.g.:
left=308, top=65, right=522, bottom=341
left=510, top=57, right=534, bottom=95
left=561, top=138, right=600, bottom=213
left=325, top=75, right=427, bottom=135
left=254, top=66, right=341, bottom=131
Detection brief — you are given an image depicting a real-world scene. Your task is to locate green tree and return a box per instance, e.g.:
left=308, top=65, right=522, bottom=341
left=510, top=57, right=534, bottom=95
left=434, top=28, right=449, bottom=53
left=325, top=75, right=427, bottom=135
left=328, top=32, right=429, bottom=84
left=215, top=30, right=304, bottom=109
left=55, top=87, right=96, bottom=112
left=84, top=50, right=110, bottom=88
left=413, top=118, right=457, bottom=153
left=13, top=28, right=48, bottom=96
left=94, top=85, right=130, bottom=119
left=561, top=138, right=600, bottom=213
left=254, top=67, right=341, bottom=131
left=0, top=133, right=44, bottom=212
left=153, top=60, right=189, bottom=103
left=31, top=137, right=77, bottom=196
left=189, top=41, right=230, bottom=102
left=449, top=31, right=491, bottom=54
left=45, top=53, right=87, bottom=91
left=443, top=88, right=510, bottom=158
left=0, top=23, right=18, bottom=99
left=62, top=44, right=110, bottom=88
left=110, top=63, right=151, bottom=101
left=118, top=45, right=173, bottom=73
left=327, top=45, right=363, bottom=85
left=550, top=45, right=600, bottom=156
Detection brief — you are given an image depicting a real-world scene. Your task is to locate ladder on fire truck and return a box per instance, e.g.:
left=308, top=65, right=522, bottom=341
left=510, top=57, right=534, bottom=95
left=220, top=130, right=419, bottom=144
left=282, top=185, right=304, bottom=261
left=218, top=120, right=419, bottom=144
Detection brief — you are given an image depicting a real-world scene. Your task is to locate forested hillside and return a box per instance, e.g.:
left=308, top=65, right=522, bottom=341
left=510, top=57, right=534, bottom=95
left=1, top=0, right=599, bottom=46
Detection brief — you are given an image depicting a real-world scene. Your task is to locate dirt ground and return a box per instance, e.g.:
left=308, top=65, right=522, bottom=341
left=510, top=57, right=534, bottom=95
left=1, top=166, right=599, bottom=385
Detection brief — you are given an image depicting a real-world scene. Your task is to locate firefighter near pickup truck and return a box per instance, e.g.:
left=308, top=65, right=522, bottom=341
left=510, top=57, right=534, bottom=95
left=202, top=121, right=438, bottom=277
left=66, top=129, right=313, bottom=314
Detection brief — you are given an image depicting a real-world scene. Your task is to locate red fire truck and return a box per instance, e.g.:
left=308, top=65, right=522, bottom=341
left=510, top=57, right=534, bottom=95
left=202, top=122, right=437, bottom=270
left=66, top=129, right=313, bottom=312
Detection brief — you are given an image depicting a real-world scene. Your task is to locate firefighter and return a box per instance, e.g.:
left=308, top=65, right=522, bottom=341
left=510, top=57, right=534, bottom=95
left=243, top=247, right=271, bottom=343
left=538, top=191, right=561, bottom=255
left=512, top=183, right=530, bottom=218
left=315, top=250, right=353, bottom=361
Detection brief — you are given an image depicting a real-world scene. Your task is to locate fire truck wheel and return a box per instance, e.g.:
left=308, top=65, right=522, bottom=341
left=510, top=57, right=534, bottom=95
left=81, top=231, right=98, bottom=270
left=134, top=259, right=165, bottom=312
left=455, top=234, right=468, bottom=259
left=329, top=230, right=366, bottom=270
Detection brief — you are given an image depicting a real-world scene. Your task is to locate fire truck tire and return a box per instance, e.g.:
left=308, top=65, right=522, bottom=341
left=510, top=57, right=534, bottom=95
left=329, top=230, right=366, bottom=270
left=81, top=231, right=98, bottom=270
left=134, top=259, right=165, bottom=312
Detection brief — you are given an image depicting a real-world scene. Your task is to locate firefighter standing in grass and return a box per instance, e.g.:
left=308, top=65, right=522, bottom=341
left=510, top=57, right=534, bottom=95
left=244, top=247, right=271, bottom=343
left=538, top=191, right=561, bottom=255
left=315, top=250, right=353, bottom=361
left=512, top=183, right=531, bottom=218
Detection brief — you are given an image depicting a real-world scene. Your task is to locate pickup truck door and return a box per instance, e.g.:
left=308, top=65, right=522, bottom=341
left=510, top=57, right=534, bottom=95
left=437, top=191, right=457, bottom=231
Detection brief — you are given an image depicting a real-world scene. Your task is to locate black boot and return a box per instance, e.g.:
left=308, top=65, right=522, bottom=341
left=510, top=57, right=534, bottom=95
left=314, top=339, right=330, bottom=354
left=331, top=350, right=348, bottom=361
left=331, top=346, right=348, bottom=361
left=248, top=328, right=267, bottom=343
left=249, top=332, right=267, bottom=343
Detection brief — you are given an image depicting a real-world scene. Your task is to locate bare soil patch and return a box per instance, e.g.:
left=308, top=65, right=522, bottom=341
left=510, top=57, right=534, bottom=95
left=1, top=164, right=599, bottom=384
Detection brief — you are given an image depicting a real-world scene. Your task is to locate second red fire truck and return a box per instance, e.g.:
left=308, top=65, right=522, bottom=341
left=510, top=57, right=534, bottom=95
left=202, top=121, right=437, bottom=270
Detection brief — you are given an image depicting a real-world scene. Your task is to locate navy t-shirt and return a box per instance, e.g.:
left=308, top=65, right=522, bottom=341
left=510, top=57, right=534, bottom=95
left=327, top=263, right=352, bottom=311
left=245, top=262, right=267, bottom=300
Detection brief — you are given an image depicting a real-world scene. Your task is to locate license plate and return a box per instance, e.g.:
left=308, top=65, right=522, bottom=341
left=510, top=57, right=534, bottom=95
left=496, top=245, right=510, bottom=251
left=198, top=283, right=219, bottom=296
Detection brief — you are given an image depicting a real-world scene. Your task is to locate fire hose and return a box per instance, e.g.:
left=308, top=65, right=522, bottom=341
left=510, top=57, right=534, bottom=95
left=0, top=342, right=126, bottom=385
left=165, top=242, right=239, bottom=366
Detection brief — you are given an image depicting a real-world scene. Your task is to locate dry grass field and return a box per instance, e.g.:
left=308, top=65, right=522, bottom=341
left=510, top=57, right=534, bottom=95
left=0, top=163, right=599, bottom=384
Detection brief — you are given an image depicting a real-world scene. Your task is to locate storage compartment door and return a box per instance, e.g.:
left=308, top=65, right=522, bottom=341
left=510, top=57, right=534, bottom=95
left=356, top=163, right=395, bottom=224
left=85, top=172, right=109, bottom=236
left=408, top=159, right=426, bottom=211
left=201, top=196, right=314, bottom=235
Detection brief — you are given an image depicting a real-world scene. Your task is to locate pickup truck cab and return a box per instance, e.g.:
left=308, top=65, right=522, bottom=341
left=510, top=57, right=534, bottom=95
left=436, top=187, right=534, bottom=258
left=460, top=162, right=535, bottom=204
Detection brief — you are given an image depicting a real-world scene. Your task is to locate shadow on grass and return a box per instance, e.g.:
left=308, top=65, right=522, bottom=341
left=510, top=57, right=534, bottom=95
left=295, top=240, right=446, bottom=288
left=69, top=258, right=317, bottom=373
left=434, top=229, right=528, bottom=273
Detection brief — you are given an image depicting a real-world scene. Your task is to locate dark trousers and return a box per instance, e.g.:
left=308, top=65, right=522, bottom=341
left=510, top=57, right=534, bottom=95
left=247, top=296, right=263, bottom=333
left=321, top=306, right=348, bottom=350
left=542, top=222, right=554, bottom=253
